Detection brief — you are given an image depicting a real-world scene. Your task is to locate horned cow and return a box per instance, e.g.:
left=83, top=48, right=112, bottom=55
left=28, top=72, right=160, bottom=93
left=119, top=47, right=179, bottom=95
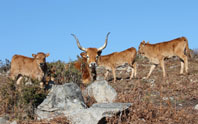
left=138, top=37, right=191, bottom=78
left=9, top=52, right=50, bottom=86
left=71, top=32, right=110, bottom=83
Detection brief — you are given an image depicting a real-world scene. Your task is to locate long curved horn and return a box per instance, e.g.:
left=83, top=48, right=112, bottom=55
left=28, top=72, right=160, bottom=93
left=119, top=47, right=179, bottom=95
left=98, top=32, right=110, bottom=51
left=71, top=34, right=87, bottom=51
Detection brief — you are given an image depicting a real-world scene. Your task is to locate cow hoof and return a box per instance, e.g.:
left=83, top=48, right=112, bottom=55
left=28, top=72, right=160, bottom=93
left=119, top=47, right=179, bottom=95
left=142, top=77, right=148, bottom=80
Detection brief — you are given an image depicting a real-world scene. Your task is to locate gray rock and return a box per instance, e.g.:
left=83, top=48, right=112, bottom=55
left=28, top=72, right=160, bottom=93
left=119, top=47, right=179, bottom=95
left=194, top=104, right=198, bottom=110
left=84, top=80, right=117, bottom=103
left=65, top=103, right=132, bottom=124
left=36, top=82, right=86, bottom=120
left=0, top=116, right=9, bottom=124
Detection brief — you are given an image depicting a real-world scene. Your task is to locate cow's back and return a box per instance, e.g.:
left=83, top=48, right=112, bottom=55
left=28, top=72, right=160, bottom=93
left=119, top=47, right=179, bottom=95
left=112, top=47, right=136, bottom=66
left=148, top=38, right=186, bottom=57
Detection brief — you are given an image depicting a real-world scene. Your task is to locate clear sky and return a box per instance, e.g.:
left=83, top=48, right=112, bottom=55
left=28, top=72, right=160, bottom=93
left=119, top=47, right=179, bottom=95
left=0, top=0, right=197, bottom=62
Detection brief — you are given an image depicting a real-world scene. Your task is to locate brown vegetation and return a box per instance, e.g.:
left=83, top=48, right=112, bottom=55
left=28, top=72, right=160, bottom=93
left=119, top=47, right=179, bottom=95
left=0, top=49, right=198, bottom=123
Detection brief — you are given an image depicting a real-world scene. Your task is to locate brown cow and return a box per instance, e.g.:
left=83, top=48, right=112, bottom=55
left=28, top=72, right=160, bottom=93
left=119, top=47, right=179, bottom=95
left=138, top=37, right=191, bottom=78
left=9, top=52, right=50, bottom=85
left=81, top=47, right=137, bottom=83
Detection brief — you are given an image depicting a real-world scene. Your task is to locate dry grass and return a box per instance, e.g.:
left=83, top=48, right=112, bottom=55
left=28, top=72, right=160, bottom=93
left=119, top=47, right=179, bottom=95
left=0, top=53, right=198, bottom=123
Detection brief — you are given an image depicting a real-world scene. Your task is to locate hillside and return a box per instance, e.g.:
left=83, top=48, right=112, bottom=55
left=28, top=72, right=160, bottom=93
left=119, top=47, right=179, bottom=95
left=0, top=55, right=198, bottom=123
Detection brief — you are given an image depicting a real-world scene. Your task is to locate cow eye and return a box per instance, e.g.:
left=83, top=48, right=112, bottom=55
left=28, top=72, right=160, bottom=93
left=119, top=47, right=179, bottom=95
left=96, top=55, right=98, bottom=59
left=86, top=55, right=89, bottom=58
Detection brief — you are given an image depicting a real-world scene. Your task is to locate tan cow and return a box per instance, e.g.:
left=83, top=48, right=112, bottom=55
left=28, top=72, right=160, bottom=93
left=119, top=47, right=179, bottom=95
left=138, top=37, right=191, bottom=78
left=81, top=47, right=137, bottom=83
left=9, top=52, right=50, bottom=85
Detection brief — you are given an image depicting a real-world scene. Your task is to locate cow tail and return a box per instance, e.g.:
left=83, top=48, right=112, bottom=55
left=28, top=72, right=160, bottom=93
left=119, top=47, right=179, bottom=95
left=183, top=37, right=191, bottom=58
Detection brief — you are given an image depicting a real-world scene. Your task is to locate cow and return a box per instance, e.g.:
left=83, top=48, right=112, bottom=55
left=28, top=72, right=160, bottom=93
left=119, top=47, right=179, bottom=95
left=9, top=52, right=50, bottom=86
left=138, top=37, right=191, bottom=79
left=80, top=47, right=137, bottom=83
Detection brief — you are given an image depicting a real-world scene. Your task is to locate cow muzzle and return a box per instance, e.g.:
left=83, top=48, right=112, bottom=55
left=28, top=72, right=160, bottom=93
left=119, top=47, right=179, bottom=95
left=89, top=62, right=97, bottom=68
left=40, top=63, right=45, bottom=67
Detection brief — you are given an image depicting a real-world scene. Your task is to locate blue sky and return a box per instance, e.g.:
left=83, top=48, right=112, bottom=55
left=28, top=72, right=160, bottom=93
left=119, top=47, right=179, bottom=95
left=0, top=0, right=197, bottom=62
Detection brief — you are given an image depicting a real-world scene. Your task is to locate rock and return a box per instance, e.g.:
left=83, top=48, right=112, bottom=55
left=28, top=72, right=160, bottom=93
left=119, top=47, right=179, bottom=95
left=10, top=121, right=17, bottom=124
left=194, top=104, right=198, bottom=110
left=0, top=116, right=9, bottom=124
left=36, top=82, right=86, bottom=120
left=84, top=80, right=117, bottom=103
left=65, top=103, right=132, bottom=124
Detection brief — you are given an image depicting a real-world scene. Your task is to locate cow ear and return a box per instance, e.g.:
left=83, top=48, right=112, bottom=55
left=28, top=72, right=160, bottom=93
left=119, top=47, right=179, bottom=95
left=46, top=53, right=50, bottom=57
left=80, top=52, right=87, bottom=58
left=32, top=54, right=36, bottom=58
left=146, top=41, right=149, bottom=44
left=142, top=40, right=145, bottom=44
left=97, top=50, right=102, bottom=56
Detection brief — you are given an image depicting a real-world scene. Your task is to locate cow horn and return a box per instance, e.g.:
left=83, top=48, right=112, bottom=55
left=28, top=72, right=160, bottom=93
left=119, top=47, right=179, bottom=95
left=98, top=32, right=110, bottom=51
left=71, top=34, right=87, bottom=51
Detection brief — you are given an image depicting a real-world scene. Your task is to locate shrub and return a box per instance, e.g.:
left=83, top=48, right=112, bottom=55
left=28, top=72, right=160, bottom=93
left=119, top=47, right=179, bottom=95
left=46, top=60, right=82, bottom=85
left=0, top=59, right=10, bottom=73
left=0, top=79, right=48, bottom=120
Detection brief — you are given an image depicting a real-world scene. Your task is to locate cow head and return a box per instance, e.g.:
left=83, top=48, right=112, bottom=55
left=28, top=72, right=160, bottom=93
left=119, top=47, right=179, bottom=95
left=32, top=52, right=50, bottom=68
left=71, top=32, right=110, bottom=68
left=138, top=40, right=149, bottom=55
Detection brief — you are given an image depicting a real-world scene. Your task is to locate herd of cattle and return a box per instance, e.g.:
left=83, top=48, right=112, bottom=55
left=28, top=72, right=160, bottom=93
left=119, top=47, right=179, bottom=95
left=9, top=32, right=191, bottom=86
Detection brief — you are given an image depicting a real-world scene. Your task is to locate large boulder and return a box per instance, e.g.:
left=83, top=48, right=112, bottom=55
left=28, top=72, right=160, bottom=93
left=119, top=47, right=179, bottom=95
left=36, top=82, right=86, bottom=120
left=84, top=80, right=117, bottom=103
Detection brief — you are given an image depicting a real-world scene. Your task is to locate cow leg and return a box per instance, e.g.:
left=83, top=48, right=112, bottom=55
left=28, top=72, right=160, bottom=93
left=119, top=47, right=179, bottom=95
left=184, top=56, right=188, bottom=73
left=146, top=64, right=156, bottom=78
left=16, top=76, right=23, bottom=85
left=130, top=62, right=137, bottom=79
left=134, top=62, right=137, bottom=78
left=104, top=70, right=109, bottom=80
left=180, top=60, right=184, bottom=74
left=130, top=68, right=134, bottom=80
left=179, top=55, right=188, bottom=74
left=40, top=82, right=44, bottom=88
left=160, top=59, right=166, bottom=77
left=112, top=68, right=116, bottom=83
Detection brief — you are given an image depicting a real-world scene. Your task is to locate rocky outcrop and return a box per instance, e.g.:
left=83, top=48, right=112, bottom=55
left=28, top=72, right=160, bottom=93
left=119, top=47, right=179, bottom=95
left=36, top=82, right=132, bottom=124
